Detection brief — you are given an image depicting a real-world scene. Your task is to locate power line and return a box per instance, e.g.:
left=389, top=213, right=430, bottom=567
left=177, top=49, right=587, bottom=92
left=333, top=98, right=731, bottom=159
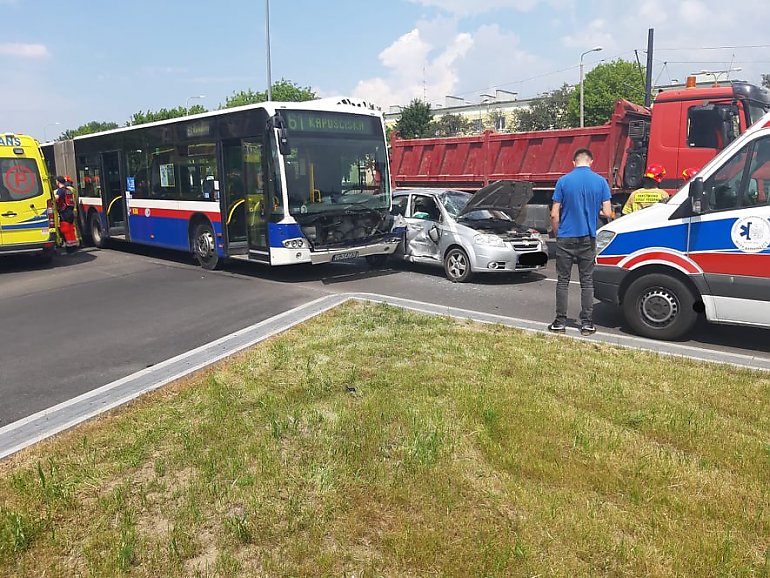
left=655, top=44, right=770, bottom=51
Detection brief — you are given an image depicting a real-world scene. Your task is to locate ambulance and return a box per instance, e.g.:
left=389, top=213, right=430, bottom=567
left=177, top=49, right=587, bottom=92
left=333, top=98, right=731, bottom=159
left=594, top=112, right=770, bottom=340
left=0, top=133, right=57, bottom=262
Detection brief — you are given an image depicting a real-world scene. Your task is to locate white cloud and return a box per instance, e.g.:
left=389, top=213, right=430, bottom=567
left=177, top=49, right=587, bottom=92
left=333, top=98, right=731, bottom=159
left=352, top=25, right=473, bottom=108
left=0, top=43, right=48, bottom=58
left=561, top=19, right=615, bottom=52
left=409, top=0, right=567, bottom=16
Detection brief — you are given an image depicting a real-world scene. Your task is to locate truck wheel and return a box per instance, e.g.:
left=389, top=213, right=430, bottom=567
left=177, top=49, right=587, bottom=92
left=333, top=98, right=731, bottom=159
left=622, top=274, right=698, bottom=340
left=444, top=247, right=473, bottom=283
left=192, top=222, right=220, bottom=270
left=89, top=211, right=106, bottom=248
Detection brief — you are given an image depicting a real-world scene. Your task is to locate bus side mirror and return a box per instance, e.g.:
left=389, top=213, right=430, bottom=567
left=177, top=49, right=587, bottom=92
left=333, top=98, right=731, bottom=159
left=277, top=127, right=291, bottom=156
left=689, top=177, right=707, bottom=215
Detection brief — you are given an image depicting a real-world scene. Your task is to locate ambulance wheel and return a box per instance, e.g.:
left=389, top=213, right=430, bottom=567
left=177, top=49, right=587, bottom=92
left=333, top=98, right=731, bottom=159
left=444, top=247, right=473, bottom=283
left=193, top=222, right=220, bottom=270
left=623, top=274, right=698, bottom=341
left=89, top=212, right=106, bottom=248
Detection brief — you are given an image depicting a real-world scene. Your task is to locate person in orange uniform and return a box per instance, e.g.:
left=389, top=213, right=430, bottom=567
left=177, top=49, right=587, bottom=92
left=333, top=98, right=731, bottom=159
left=622, top=164, right=669, bottom=215
left=54, top=176, right=79, bottom=252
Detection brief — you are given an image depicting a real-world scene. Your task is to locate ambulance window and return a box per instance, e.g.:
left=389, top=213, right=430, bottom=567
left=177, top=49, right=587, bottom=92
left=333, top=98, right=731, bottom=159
left=704, top=143, right=749, bottom=211
left=0, top=158, right=42, bottom=202
left=746, top=136, right=770, bottom=206
left=704, top=135, right=770, bottom=211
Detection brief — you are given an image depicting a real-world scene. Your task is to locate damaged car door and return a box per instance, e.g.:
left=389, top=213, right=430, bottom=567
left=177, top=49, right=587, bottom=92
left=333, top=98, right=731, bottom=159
left=405, top=194, right=442, bottom=261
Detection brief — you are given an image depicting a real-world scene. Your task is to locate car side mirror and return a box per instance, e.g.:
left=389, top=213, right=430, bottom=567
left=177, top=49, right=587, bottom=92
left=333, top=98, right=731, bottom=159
left=689, top=177, right=708, bottom=215
left=428, top=225, right=440, bottom=243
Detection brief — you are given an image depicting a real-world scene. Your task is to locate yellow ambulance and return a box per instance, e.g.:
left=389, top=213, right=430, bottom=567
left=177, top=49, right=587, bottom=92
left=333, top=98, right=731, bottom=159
left=0, top=133, right=57, bottom=262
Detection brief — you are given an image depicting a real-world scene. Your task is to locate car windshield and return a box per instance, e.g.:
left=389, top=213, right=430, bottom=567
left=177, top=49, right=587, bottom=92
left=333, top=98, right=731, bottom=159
left=439, top=190, right=513, bottom=221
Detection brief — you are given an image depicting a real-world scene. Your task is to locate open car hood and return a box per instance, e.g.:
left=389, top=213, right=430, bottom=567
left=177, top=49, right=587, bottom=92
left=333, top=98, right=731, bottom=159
left=458, top=180, right=533, bottom=225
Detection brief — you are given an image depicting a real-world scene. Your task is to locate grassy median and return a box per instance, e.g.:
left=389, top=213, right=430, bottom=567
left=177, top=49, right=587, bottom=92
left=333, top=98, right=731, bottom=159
left=1, top=302, right=769, bottom=577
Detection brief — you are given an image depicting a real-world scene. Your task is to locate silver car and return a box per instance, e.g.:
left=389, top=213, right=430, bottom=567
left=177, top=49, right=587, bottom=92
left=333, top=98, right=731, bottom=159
left=392, top=181, right=549, bottom=282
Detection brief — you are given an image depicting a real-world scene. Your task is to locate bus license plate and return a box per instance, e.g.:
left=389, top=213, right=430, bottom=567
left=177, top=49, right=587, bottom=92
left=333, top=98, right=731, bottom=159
left=332, top=251, right=359, bottom=262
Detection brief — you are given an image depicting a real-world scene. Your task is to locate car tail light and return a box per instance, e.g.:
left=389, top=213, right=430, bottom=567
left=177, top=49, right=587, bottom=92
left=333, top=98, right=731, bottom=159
left=47, top=199, right=55, bottom=228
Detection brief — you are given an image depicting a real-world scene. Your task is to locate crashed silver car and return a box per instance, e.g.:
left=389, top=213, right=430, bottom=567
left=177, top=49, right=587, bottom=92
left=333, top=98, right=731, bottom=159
left=391, top=181, right=549, bottom=282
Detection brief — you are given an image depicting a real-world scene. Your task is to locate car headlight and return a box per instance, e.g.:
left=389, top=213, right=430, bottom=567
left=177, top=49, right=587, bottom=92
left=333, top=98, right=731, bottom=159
left=473, top=233, right=506, bottom=248
left=282, top=238, right=307, bottom=249
left=595, top=230, right=616, bottom=254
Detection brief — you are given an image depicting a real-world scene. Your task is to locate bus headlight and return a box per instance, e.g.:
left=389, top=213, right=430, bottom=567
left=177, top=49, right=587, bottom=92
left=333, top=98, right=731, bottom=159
left=595, top=230, right=616, bottom=254
left=282, top=238, right=307, bottom=249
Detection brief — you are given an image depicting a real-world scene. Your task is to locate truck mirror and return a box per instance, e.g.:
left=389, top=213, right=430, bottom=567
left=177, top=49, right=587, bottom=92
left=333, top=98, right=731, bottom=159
left=688, top=177, right=707, bottom=214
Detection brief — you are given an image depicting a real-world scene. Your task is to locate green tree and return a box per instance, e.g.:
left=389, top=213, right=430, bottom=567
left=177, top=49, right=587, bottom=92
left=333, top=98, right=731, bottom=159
left=59, top=121, right=120, bottom=140
left=431, top=113, right=472, bottom=137
left=566, top=59, right=645, bottom=126
left=129, top=105, right=208, bottom=126
left=222, top=79, right=316, bottom=108
left=394, top=99, right=433, bottom=139
left=515, top=83, right=574, bottom=131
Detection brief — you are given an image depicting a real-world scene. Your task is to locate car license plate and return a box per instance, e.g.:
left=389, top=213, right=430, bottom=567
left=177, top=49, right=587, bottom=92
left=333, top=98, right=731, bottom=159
left=332, top=251, right=359, bottom=262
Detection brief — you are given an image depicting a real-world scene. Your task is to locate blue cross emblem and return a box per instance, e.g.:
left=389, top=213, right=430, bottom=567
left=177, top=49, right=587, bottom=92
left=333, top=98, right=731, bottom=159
left=740, top=221, right=753, bottom=241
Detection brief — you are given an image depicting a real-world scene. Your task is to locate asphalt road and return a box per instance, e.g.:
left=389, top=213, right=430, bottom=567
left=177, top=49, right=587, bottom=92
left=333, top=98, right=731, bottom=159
left=1, top=242, right=768, bottom=427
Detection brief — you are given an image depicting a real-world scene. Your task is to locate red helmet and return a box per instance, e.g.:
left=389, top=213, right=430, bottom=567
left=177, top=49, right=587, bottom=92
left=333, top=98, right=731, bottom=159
left=682, top=167, right=698, bottom=180
left=643, top=164, right=666, bottom=183
left=64, top=175, right=73, bottom=184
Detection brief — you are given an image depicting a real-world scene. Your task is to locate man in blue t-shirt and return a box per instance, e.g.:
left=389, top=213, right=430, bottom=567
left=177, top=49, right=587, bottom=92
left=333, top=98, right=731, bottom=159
left=548, top=148, right=613, bottom=335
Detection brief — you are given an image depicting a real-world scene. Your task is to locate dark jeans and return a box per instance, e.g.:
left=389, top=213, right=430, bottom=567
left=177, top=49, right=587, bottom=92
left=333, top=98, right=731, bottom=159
left=555, top=236, right=596, bottom=324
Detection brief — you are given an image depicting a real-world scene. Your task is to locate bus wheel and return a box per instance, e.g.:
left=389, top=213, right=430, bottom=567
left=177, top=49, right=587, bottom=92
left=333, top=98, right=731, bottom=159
left=89, top=212, right=106, bottom=248
left=623, top=274, right=698, bottom=341
left=192, top=223, right=220, bottom=270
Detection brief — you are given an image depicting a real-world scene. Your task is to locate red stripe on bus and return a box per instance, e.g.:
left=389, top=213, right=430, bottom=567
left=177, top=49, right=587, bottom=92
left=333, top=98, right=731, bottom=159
left=622, top=251, right=701, bottom=274
left=690, top=252, right=770, bottom=278
left=134, top=208, right=222, bottom=223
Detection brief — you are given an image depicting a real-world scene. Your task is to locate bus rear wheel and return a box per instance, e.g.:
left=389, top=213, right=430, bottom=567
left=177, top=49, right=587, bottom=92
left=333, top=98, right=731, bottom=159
left=89, top=211, right=106, bottom=248
left=192, top=223, right=220, bottom=270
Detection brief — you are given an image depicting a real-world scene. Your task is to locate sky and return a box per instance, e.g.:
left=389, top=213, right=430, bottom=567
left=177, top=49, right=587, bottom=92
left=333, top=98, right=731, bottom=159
left=3, top=0, right=770, bottom=142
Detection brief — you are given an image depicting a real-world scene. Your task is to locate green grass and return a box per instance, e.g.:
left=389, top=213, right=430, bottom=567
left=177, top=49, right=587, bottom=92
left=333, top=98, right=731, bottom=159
left=1, top=301, right=769, bottom=577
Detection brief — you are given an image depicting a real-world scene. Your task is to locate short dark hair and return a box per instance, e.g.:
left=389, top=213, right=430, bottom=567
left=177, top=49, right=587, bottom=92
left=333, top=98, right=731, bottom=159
left=573, top=148, right=593, bottom=161
left=55, top=175, right=66, bottom=185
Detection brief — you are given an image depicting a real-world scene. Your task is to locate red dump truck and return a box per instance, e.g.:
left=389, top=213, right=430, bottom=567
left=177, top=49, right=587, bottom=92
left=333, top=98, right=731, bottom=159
left=390, top=81, right=770, bottom=230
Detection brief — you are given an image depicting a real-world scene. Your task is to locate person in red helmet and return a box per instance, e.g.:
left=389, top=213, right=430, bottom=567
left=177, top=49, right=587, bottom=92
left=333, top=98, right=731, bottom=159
left=622, top=164, right=669, bottom=215
left=682, top=167, right=699, bottom=182
left=54, top=176, right=80, bottom=252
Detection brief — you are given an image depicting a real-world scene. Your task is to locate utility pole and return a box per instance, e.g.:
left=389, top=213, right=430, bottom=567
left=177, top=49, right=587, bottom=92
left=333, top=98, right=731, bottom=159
left=644, top=28, right=654, bottom=107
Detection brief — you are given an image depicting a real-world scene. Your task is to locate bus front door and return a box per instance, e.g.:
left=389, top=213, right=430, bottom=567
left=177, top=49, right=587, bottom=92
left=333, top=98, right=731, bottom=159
left=222, top=143, right=248, bottom=253
left=242, top=140, right=269, bottom=262
left=100, top=151, right=127, bottom=238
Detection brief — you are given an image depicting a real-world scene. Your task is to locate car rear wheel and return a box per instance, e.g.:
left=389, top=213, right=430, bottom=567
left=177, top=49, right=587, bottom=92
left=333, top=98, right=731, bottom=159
left=444, top=247, right=473, bottom=283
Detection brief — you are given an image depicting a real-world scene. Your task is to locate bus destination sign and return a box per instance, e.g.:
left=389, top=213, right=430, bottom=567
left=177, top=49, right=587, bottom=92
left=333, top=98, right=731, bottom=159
left=284, top=111, right=374, bottom=135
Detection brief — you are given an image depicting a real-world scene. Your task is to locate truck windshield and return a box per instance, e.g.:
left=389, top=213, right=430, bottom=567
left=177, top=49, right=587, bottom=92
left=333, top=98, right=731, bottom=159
left=747, top=102, right=770, bottom=127
left=279, top=111, right=390, bottom=218
left=0, top=157, right=43, bottom=202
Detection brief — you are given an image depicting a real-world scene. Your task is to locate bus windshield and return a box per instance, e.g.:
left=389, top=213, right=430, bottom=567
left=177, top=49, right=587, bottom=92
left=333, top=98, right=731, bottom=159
left=278, top=111, right=390, bottom=218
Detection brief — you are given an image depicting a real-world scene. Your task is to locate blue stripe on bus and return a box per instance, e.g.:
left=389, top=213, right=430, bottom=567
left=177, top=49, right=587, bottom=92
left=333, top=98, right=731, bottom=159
left=128, top=215, right=225, bottom=254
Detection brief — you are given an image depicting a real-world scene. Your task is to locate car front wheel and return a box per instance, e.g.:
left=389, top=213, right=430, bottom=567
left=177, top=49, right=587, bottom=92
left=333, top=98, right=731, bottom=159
left=444, top=247, right=473, bottom=283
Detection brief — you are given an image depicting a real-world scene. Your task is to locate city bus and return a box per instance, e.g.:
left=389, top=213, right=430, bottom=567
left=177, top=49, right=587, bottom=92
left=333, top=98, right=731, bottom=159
left=42, top=98, right=401, bottom=269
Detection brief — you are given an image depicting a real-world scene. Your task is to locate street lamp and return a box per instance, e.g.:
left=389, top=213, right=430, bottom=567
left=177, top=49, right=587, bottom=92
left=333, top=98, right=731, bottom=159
left=699, top=68, right=742, bottom=86
left=43, top=122, right=60, bottom=142
left=185, top=95, right=206, bottom=113
left=265, top=0, right=273, bottom=101
left=580, top=46, right=603, bottom=128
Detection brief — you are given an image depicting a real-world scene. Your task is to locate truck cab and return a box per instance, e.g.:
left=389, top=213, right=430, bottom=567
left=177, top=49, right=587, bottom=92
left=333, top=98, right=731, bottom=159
left=594, top=111, right=770, bottom=340
left=635, top=81, right=770, bottom=191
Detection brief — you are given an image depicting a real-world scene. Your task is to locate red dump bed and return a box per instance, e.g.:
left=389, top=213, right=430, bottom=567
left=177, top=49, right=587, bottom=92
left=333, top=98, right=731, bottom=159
left=390, top=99, right=651, bottom=194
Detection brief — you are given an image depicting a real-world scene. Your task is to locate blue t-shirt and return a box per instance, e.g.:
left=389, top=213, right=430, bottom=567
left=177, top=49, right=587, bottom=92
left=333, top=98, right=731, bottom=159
left=552, top=166, right=611, bottom=238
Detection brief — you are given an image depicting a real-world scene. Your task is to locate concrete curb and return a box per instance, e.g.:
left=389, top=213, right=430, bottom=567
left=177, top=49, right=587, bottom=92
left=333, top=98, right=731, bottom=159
left=1, top=293, right=767, bottom=460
